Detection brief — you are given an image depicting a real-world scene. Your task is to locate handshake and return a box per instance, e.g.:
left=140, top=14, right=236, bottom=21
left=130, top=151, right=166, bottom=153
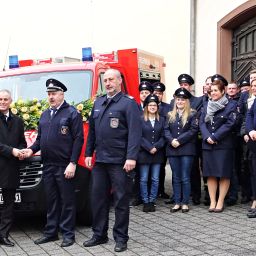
left=12, top=148, right=33, bottom=160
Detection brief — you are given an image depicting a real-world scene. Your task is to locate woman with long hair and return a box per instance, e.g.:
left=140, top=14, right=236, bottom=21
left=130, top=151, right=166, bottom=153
left=138, top=94, right=165, bottom=213
left=200, top=80, right=237, bottom=213
left=165, top=88, right=198, bottom=213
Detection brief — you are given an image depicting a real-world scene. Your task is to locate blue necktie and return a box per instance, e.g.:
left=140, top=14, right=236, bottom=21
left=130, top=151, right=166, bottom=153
left=50, top=108, right=57, bottom=119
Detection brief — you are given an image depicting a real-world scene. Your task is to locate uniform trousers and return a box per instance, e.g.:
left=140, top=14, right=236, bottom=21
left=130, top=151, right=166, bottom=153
left=0, top=189, right=16, bottom=238
left=91, top=163, right=132, bottom=243
left=42, top=165, right=76, bottom=240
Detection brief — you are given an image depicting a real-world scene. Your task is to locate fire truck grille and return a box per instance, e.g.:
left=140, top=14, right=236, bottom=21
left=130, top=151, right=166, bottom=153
left=19, top=163, right=43, bottom=188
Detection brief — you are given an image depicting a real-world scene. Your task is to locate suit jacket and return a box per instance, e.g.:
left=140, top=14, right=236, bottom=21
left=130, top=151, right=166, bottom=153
left=0, top=111, right=26, bottom=188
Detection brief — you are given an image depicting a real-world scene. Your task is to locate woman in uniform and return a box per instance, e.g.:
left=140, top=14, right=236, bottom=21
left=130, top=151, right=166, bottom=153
left=200, top=80, right=237, bottom=213
left=138, top=94, right=165, bottom=213
left=165, top=88, right=198, bottom=213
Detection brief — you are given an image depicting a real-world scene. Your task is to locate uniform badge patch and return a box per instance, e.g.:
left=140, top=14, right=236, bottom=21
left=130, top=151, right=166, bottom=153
left=61, top=125, right=69, bottom=134
left=110, top=118, right=119, bottom=128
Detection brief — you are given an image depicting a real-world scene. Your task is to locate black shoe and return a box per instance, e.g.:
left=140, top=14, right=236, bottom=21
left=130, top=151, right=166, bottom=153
left=247, top=211, right=256, bottom=218
left=83, top=237, right=108, bottom=247
left=241, top=197, right=251, bottom=204
left=158, top=193, right=169, bottom=199
left=192, top=198, right=200, bottom=205
left=114, top=242, right=127, bottom=252
left=143, top=203, right=150, bottom=213
left=0, top=237, right=14, bottom=247
left=34, top=236, right=59, bottom=245
left=182, top=205, right=189, bottom=213
left=131, top=199, right=143, bottom=206
left=225, top=198, right=237, bottom=206
left=149, top=202, right=156, bottom=212
left=61, top=238, right=75, bottom=247
left=170, top=205, right=181, bottom=213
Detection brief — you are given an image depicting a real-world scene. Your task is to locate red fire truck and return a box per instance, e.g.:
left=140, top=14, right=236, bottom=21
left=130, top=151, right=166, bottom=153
left=0, top=48, right=165, bottom=225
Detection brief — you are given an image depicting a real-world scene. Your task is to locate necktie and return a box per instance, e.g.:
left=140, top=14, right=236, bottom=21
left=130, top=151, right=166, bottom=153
left=50, top=108, right=57, bottom=119
left=4, top=115, right=8, bottom=122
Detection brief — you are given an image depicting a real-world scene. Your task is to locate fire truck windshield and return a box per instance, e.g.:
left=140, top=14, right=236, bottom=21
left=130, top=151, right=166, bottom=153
left=0, top=70, right=92, bottom=104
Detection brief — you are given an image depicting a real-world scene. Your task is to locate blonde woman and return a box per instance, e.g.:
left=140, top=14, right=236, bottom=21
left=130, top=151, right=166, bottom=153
left=164, top=88, right=198, bottom=213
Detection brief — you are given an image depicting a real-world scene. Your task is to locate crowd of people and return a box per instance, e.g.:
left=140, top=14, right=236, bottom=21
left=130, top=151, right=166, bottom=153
left=1, top=68, right=256, bottom=253
left=131, top=69, right=256, bottom=218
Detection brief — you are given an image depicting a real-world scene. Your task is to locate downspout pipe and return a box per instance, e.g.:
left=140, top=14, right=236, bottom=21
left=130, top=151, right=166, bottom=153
left=190, top=0, right=196, bottom=94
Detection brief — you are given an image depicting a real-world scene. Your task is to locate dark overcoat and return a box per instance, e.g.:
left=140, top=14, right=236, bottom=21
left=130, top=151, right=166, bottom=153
left=0, top=112, right=26, bottom=188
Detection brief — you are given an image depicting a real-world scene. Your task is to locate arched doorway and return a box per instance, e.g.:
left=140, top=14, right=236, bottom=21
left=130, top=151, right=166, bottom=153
left=217, top=0, right=256, bottom=82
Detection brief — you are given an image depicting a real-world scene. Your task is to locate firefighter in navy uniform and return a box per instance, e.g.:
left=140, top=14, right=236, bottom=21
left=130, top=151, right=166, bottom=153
left=83, top=69, right=141, bottom=253
left=170, top=74, right=203, bottom=205
left=152, top=82, right=170, bottom=199
left=24, top=79, right=84, bottom=247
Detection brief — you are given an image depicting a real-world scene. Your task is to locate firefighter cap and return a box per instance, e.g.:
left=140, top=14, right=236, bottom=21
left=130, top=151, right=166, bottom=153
left=143, top=94, right=159, bottom=108
left=211, top=74, right=228, bottom=86
left=139, top=81, right=153, bottom=92
left=174, top=88, right=192, bottom=99
left=239, top=76, right=250, bottom=88
left=178, top=74, right=194, bottom=85
left=152, top=82, right=166, bottom=92
left=46, top=78, right=67, bottom=92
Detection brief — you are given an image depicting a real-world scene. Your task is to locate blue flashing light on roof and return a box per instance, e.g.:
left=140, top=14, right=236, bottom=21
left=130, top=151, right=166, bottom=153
left=82, top=47, right=93, bottom=61
left=9, top=55, right=19, bottom=69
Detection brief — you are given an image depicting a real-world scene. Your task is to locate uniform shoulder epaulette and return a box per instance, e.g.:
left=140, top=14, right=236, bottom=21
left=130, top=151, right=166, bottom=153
left=124, top=94, right=134, bottom=100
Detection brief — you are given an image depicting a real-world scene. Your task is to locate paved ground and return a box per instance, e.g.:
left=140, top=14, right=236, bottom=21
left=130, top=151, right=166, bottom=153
left=0, top=197, right=255, bottom=255
left=1, top=168, right=256, bottom=256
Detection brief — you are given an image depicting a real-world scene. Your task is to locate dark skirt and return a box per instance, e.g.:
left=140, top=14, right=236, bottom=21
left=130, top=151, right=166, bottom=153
left=202, top=149, right=233, bottom=178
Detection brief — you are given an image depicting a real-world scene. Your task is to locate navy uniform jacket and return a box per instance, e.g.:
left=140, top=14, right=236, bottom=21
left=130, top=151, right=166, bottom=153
left=86, top=92, right=142, bottom=164
left=200, top=100, right=237, bottom=150
left=164, top=111, right=199, bottom=156
left=137, top=116, right=165, bottom=164
left=159, top=101, right=170, bottom=118
left=246, top=98, right=256, bottom=132
left=30, top=101, right=84, bottom=166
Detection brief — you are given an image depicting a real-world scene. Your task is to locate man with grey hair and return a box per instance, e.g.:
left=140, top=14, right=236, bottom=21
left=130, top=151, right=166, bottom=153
left=0, top=89, right=26, bottom=247
left=84, top=69, right=142, bottom=252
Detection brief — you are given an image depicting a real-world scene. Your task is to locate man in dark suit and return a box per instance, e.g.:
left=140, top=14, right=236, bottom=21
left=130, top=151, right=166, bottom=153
left=0, top=89, right=26, bottom=247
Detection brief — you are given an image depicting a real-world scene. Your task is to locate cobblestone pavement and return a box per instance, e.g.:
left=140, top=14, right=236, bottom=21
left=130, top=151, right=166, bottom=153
left=1, top=199, right=256, bottom=256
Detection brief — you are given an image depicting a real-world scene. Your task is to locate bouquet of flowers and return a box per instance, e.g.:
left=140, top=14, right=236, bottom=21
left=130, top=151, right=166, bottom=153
left=11, top=98, right=94, bottom=130
left=75, top=99, right=94, bottom=122
left=10, top=98, right=49, bottom=130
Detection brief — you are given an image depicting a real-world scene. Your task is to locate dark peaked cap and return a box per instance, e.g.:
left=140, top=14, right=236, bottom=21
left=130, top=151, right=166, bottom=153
left=211, top=74, right=228, bottom=86
left=152, top=82, right=166, bottom=92
left=46, top=78, right=67, bottom=92
left=239, top=76, right=250, bottom=88
left=139, top=81, right=153, bottom=92
left=178, top=74, right=194, bottom=85
left=174, top=87, right=192, bottom=99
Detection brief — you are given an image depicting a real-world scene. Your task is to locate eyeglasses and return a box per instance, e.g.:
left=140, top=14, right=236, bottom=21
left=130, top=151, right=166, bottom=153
left=148, top=104, right=157, bottom=107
